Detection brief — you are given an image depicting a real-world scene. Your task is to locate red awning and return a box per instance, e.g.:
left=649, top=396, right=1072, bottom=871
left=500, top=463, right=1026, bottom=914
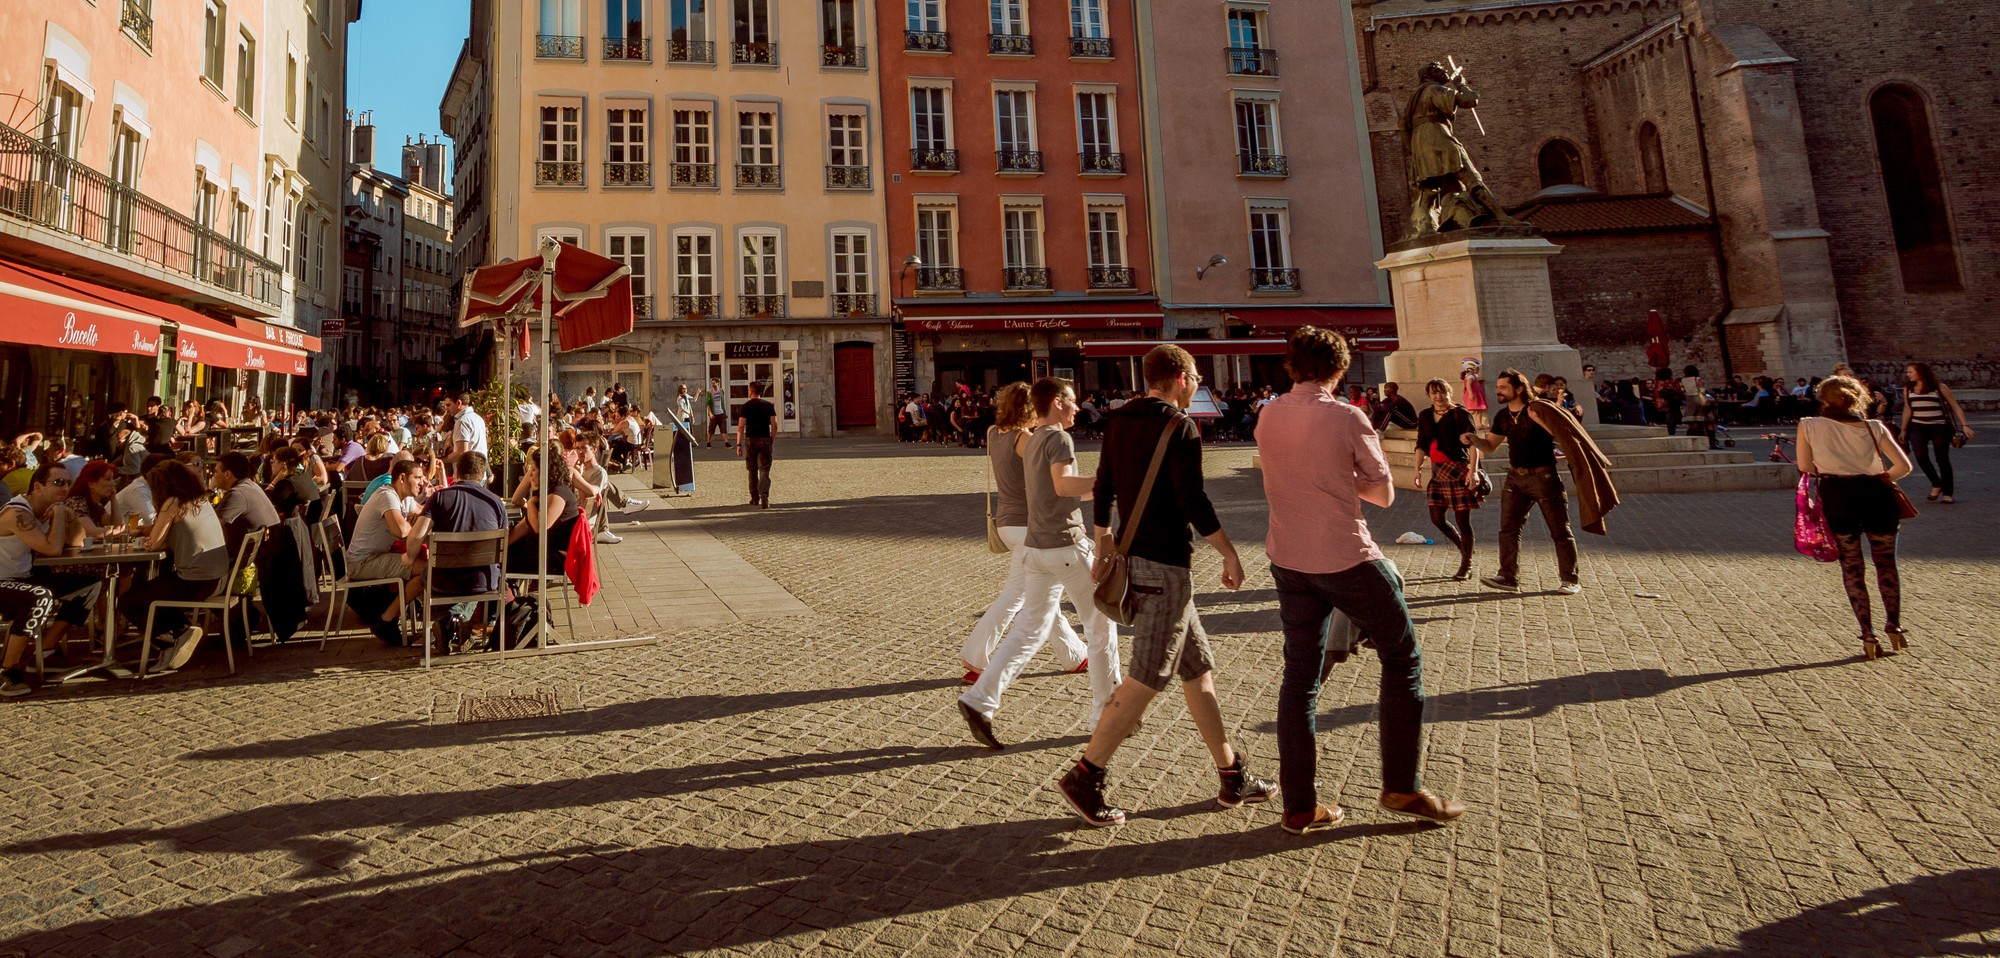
left=1236, top=304, right=1396, bottom=334
left=899, top=298, right=1163, bottom=333
left=49, top=274, right=312, bottom=376
left=1080, top=339, right=1290, bottom=358
left=0, top=260, right=164, bottom=357
left=459, top=243, right=635, bottom=355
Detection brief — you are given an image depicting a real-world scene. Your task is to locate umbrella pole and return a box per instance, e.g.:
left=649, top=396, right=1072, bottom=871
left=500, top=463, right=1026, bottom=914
left=536, top=247, right=555, bottom=651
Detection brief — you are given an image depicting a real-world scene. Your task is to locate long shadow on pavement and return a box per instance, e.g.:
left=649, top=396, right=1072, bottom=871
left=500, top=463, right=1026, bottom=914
left=0, top=813, right=1423, bottom=956
left=181, top=676, right=962, bottom=761
left=1251, top=659, right=1850, bottom=734
left=1677, top=867, right=2000, bottom=957
left=9, top=736, right=1086, bottom=871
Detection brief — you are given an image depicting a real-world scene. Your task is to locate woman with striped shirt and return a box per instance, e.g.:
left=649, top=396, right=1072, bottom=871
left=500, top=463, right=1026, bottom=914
left=1899, top=363, right=1973, bottom=503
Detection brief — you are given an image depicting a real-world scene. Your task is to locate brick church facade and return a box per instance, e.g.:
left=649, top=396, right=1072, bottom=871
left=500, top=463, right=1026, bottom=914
left=1353, top=0, right=1999, bottom=386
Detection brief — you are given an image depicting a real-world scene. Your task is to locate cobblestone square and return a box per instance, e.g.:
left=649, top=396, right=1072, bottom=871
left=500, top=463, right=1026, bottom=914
left=1, top=430, right=1996, bottom=957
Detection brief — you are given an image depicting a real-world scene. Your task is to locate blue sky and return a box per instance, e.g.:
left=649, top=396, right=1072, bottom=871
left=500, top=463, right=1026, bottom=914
left=347, top=2, right=470, bottom=176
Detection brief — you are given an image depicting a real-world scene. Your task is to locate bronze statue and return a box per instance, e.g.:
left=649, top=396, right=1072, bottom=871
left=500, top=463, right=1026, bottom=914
left=1403, top=61, right=1525, bottom=239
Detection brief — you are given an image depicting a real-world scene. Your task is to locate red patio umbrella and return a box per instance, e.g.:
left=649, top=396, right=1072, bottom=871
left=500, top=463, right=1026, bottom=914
left=1644, top=309, right=1670, bottom=372
left=456, top=240, right=635, bottom=656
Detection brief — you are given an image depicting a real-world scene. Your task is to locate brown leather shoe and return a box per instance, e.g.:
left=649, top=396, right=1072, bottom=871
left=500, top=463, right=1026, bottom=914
left=1281, top=805, right=1345, bottom=835
left=1379, top=789, right=1467, bottom=824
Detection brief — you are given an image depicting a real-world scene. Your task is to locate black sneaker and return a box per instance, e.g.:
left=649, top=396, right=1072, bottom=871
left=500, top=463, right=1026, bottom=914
left=1216, top=755, right=1277, bottom=809
left=0, top=668, right=30, bottom=698
left=1058, top=759, right=1127, bottom=826
left=958, top=699, right=1004, bottom=750
left=1479, top=575, right=1520, bottom=593
left=370, top=616, right=405, bottom=647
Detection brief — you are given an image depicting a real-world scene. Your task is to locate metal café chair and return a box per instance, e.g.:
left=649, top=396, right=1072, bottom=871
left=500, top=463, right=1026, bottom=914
left=314, top=516, right=410, bottom=648
left=419, top=528, right=508, bottom=668
left=136, top=528, right=266, bottom=677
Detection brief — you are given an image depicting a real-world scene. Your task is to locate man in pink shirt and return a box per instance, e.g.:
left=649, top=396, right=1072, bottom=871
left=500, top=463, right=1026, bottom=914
left=1256, top=326, right=1467, bottom=834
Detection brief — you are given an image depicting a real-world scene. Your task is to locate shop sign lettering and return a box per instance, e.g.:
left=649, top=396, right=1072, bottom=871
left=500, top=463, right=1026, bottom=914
left=57, top=312, right=100, bottom=347
left=244, top=348, right=267, bottom=369
left=131, top=330, right=158, bottom=353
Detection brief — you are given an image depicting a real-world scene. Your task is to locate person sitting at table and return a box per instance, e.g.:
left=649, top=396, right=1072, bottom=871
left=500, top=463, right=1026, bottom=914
left=211, top=452, right=280, bottom=560
left=345, top=459, right=430, bottom=646
left=0, top=446, right=28, bottom=497
left=331, top=426, right=367, bottom=473
left=264, top=446, right=322, bottom=519
left=176, top=401, right=204, bottom=438
left=0, top=464, right=103, bottom=683
left=0, top=577, right=58, bottom=697
left=352, top=433, right=396, bottom=482
left=116, top=453, right=172, bottom=527
left=119, top=461, right=227, bottom=672
left=407, top=451, right=507, bottom=655
left=505, top=447, right=583, bottom=580
left=288, top=430, right=331, bottom=487
left=55, top=462, right=123, bottom=582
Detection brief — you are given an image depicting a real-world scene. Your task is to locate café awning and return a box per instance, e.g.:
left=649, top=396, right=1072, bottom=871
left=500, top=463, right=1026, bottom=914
left=458, top=243, right=635, bottom=355
left=58, top=277, right=312, bottom=376
left=1080, top=339, right=1290, bottom=358
left=0, top=260, right=164, bottom=357
left=897, top=297, right=1163, bottom=333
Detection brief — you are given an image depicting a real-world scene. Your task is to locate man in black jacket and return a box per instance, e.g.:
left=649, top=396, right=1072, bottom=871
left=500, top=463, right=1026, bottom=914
left=1055, top=344, right=1275, bottom=827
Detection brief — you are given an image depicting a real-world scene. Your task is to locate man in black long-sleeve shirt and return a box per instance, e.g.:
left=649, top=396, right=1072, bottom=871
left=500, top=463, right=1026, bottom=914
left=1055, top=345, right=1276, bottom=827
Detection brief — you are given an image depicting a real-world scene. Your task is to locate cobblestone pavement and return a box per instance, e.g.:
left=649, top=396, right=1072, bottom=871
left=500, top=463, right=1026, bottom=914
left=2, top=424, right=1997, bottom=957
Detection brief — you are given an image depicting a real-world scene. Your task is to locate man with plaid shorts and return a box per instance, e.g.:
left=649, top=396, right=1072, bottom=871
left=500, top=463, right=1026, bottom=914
left=1055, top=344, right=1276, bottom=826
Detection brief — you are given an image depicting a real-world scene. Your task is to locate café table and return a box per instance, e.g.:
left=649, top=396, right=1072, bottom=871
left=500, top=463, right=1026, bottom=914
left=33, top=540, right=169, bottom=682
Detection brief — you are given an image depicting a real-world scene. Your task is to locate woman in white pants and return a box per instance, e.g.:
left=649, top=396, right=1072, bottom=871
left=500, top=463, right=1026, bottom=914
left=958, top=383, right=1088, bottom=682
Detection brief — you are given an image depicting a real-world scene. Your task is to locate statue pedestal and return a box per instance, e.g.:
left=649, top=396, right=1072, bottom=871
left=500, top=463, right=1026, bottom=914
left=1377, top=233, right=1597, bottom=425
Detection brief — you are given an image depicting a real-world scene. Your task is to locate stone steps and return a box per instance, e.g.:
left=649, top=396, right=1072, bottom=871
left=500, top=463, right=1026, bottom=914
left=1370, top=424, right=1795, bottom=494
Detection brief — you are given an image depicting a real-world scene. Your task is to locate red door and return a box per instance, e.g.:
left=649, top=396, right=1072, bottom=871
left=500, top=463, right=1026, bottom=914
left=834, top=342, right=876, bottom=428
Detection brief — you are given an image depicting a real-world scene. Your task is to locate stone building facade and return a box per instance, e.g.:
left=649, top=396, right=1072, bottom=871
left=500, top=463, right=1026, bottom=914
left=1354, top=0, right=1999, bottom=385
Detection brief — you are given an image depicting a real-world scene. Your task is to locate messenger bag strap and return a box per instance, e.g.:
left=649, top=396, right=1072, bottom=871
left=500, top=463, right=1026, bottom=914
left=1115, top=414, right=1182, bottom=555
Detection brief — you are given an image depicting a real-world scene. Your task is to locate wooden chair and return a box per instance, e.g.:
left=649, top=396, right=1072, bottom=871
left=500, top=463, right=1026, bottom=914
left=314, top=517, right=409, bottom=648
left=418, top=528, right=508, bottom=667
left=136, top=528, right=265, bottom=677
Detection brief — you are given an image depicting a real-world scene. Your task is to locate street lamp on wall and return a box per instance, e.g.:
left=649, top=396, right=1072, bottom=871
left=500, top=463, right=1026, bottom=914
left=1195, top=254, right=1228, bottom=280
left=899, top=253, right=922, bottom=298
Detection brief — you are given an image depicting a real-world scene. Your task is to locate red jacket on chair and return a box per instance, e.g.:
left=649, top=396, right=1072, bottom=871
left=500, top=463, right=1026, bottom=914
left=565, top=515, right=600, bottom=605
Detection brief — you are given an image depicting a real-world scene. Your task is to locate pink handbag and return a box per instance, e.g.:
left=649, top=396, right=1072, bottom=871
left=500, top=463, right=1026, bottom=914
left=1793, top=474, right=1839, bottom=562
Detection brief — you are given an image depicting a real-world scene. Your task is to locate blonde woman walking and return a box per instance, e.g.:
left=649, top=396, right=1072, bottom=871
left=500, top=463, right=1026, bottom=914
left=1797, top=376, right=1914, bottom=660
left=958, top=382, right=1087, bottom=683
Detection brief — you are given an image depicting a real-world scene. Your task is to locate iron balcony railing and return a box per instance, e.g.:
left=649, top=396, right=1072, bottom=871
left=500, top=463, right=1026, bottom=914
left=733, top=41, right=778, bottom=65
left=905, top=30, right=950, bottom=52
left=996, top=150, right=1043, bottom=173
left=1088, top=266, right=1133, bottom=289
left=604, top=161, right=651, bottom=187
left=1079, top=151, right=1124, bottom=174
left=121, top=0, right=153, bottom=49
left=1226, top=46, right=1278, bottom=76
left=1238, top=151, right=1290, bottom=176
left=1070, top=36, right=1112, bottom=58
left=914, top=267, right=962, bottom=291
left=831, top=293, right=875, bottom=315
left=1003, top=267, right=1051, bottom=291
left=0, top=121, right=280, bottom=306
left=632, top=295, right=654, bottom=321
left=735, top=163, right=782, bottom=188
left=537, top=34, right=584, bottom=59
left=822, top=44, right=867, bottom=68
left=666, top=39, right=715, bottom=63
left=738, top=293, right=786, bottom=317
left=535, top=160, right=583, bottom=186
left=672, top=294, right=718, bottom=318
left=911, top=148, right=959, bottom=172
left=825, top=164, right=871, bottom=189
left=989, top=33, right=1034, bottom=55
left=1249, top=267, right=1300, bottom=291
left=603, top=36, right=650, bottom=60
left=671, top=162, right=718, bottom=188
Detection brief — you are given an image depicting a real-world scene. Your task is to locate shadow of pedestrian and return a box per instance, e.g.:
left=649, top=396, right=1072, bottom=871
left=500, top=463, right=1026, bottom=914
left=182, top=676, right=963, bottom=761
left=10, top=737, right=1085, bottom=872
left=1252, top=659, right=1849, bottom=734
left=1676, top=867, right=2000, bottom=957
left=0, top=811, right=1395, bottom=956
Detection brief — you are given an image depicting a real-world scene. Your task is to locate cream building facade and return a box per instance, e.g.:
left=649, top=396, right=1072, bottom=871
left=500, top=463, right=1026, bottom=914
left=450, top=0, right=895, bottom=436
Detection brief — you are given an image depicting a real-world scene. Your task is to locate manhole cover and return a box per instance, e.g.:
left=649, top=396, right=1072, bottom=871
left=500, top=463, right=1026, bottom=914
left=457, top=691, right=563, bottom=724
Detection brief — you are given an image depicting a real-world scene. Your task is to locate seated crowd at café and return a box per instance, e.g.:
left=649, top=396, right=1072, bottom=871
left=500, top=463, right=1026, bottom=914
left=0, top=389, right=647, bottom=699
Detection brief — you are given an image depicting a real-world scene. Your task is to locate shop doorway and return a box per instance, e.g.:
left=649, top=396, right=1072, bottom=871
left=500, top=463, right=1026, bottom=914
left=833, top=341, right=876, bottom=428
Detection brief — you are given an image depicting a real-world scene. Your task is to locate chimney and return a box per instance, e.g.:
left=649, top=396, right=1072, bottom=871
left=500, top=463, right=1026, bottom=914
left=351, top=110, right=376, bottom=170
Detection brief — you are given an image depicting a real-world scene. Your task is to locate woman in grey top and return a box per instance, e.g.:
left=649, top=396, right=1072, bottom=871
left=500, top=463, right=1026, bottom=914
left=119, top=461, right=229, bottom=670
left=957, top=383, right=1088, bottom=682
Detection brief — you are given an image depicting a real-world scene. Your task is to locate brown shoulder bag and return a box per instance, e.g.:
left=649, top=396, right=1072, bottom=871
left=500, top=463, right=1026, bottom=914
left=1092, top=415, right=1182, bottom=627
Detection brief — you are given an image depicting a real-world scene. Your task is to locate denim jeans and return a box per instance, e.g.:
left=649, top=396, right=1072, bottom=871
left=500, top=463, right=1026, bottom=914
left=1271, top=559, right=1426, bottom=816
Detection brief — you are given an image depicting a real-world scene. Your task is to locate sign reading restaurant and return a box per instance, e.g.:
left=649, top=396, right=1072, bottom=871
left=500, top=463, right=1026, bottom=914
left=902, top=316, right=1162, bottom=332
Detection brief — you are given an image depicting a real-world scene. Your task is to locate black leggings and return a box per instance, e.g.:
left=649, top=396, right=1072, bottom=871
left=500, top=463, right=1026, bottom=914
left=1907, top=423, right=1954, bottom=496
left=1834, top=532, right=1901, bottom=636
left=1428, top=505, right=1475, bottom=568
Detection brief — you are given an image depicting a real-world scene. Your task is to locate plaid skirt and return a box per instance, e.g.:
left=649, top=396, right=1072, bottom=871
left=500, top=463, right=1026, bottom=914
left=1427, top=459, right=1482, bottom=511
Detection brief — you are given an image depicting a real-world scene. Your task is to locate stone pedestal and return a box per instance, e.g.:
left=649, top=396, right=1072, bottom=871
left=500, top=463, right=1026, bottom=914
left=1377, top=233, right=1597, bottom=425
